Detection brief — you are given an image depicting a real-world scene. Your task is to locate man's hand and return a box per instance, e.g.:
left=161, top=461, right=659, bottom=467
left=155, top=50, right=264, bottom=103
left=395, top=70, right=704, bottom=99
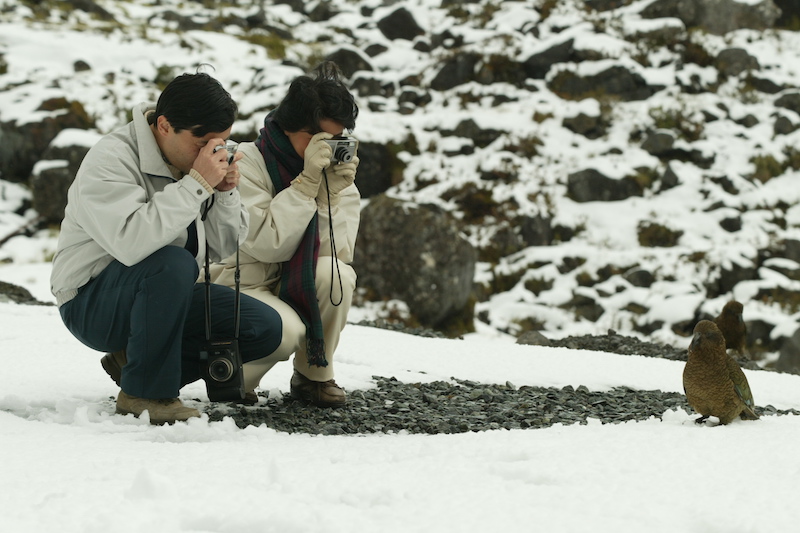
left=215, top=151, right=243, bottom=192
left=291, top=132, right=333, bottom=198
left=191, top=139, right=232, bottom=189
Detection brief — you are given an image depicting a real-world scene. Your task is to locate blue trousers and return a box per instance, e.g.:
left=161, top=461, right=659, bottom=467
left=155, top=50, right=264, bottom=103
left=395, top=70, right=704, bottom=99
left=59, top=246, right=282, bottom=399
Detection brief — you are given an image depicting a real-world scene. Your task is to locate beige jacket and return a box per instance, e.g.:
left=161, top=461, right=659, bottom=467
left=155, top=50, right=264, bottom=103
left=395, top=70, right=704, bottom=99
left=209, top=141, right=360, bottom=291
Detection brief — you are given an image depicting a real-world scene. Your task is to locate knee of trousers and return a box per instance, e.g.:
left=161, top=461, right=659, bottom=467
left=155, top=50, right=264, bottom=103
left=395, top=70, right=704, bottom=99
left=315, top=257, right=357, bottom=298
left=143, top=247, right=200, bottom=293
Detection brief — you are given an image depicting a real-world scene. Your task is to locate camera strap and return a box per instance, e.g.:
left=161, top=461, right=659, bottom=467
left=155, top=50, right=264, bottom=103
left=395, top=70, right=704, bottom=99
left=202, top=199, right=240, bottom=342
left=322, top=168, right=344, bottom=307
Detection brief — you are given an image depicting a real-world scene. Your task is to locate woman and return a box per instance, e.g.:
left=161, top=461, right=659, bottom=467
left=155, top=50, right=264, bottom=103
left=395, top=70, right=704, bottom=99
left=211, top=62, right=360, bottom=407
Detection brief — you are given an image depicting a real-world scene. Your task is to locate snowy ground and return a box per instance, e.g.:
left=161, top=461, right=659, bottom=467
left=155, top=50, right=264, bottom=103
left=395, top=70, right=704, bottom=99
left=2, top=262, right=800, bottom=533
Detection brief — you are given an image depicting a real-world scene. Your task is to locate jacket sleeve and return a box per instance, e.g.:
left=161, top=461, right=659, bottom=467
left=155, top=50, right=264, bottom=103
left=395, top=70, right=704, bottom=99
left=237, top=142, right=318, bottom=264
left=203, top=187, right=249, bottom=262
left=73, top=144, right=211, bottom=267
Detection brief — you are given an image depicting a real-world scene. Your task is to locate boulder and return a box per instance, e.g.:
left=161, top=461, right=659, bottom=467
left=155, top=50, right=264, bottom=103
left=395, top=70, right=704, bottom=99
left=522, top=38, right=576, bottom=80
left=777, top=325, right=800, bottom=374
left=714, top=48, right=760, bottom=78
left=567, top=168, right=643, bottom=202
left=430, top=52, right=480, bottom=91
left=354, top=142, right=400, bottom=198
left=29, top=129, right=100, bottom=224
left=548, top=64, right=662, bottom=101
left=354, top=194, right=477, bottom=328
left=377, top=7, right=425, bottom=41
left=325, top=48, right=373, bottom=78
left=640, top=0, right=780, bottom=35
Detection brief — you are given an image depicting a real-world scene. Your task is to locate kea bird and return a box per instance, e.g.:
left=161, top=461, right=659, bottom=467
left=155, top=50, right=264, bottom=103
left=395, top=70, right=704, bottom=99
left=683, top=320, right=759, bottom=425
left=714, top=300, right=747, bottom=359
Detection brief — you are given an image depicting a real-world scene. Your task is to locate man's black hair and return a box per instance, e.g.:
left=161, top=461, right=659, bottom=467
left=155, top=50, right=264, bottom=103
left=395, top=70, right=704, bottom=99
left=148, top=72, right=237, bottom=137
left=272, top=61, right=359, bottom=133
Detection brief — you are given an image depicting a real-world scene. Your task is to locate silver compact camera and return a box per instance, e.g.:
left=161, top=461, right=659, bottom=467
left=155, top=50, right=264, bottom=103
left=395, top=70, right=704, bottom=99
left=324, top=135, right=358, bottom=163
left=214, top=140, right=239, bottom=165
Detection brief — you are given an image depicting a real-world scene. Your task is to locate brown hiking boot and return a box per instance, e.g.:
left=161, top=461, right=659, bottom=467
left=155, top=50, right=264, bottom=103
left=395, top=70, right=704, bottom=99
left=290, top=370, right=346, bottom=408
left=101, top=350, right=127, bottom=386
left=116, top=391, right=200, bottom=425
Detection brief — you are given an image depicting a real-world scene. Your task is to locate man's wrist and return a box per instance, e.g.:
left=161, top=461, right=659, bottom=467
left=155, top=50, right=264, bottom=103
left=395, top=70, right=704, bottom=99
left=188, top=169, right=214, bottom=195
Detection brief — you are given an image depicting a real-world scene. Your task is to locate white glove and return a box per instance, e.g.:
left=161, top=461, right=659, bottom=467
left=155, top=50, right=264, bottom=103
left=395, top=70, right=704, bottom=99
left=290, top=132, right=332, bottom=198
left=319, top=156, right=359, bottom=206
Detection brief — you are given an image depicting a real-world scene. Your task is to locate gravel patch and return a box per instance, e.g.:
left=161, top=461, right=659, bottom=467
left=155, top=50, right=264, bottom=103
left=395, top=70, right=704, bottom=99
left=204, top=323, right=799, bottom=433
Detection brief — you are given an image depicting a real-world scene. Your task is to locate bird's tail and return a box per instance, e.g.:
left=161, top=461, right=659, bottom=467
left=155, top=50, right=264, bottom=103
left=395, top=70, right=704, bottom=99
left=740, top=405, right=759, bottom=420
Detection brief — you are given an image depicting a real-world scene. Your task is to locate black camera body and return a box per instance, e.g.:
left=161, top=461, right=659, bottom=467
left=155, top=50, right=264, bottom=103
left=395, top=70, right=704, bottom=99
left=199, top=338, right=245, bottom=402
left=324, top=135, right=358, bottom=163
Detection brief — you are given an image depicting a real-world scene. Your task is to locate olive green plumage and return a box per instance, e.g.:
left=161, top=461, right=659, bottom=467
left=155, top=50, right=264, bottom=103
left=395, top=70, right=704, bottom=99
left=714, top=300, right=747, bottom=357
left=683, top=320, right=759, bottom=425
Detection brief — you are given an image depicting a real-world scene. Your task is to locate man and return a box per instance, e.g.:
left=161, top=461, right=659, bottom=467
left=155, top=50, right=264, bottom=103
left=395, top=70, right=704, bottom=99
left=209, top=62, right=359, bottom=407
left=51, top=72, right=283, bottom=424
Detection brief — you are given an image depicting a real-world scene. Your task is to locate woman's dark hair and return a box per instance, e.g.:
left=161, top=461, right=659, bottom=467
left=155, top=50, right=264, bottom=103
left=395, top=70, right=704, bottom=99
left=148, top=72, right=237, bottom=137
left=272, top=61, right=359, bottom=133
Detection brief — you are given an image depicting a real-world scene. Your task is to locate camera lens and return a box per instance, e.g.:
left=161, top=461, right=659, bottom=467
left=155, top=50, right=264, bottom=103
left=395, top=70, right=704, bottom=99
left=335, top=146, right=352, bottom=163
left=208, top=358, right=234, bottom=382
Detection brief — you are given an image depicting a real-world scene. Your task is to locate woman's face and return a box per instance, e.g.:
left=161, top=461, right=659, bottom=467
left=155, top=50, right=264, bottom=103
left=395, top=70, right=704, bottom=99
left=286, top=118, right=344, bottom=159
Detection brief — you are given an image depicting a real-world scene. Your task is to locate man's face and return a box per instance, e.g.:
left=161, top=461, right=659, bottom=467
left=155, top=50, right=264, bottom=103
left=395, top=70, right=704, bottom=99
left=154, top=115, right=232, bottom=174
left=287, top=118, right=344, bottom=159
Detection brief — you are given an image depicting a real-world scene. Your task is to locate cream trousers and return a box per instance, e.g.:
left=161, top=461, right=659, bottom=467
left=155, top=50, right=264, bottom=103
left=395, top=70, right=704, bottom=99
left=240, top=256, right=356, bottom=391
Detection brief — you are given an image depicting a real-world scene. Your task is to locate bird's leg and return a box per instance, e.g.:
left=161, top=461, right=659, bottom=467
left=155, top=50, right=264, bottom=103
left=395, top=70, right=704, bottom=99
left=694, top=415, right=709, bottom=425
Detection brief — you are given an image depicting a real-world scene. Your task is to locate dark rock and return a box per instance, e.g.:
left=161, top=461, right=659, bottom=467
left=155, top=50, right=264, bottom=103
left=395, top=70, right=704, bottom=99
left=641, top=130, right=676, bottom=156
left=350, top=75, right=385, bottom=97
left=624, top=268, right=655, bottom=288
left=354, top=194, right=477, bottom=328
left=325, top=48, right=373, bottom=79
left=519, top=214, right=553, bottom=247
left=0, top=281, right=53, bottom=306
left=364, top=43, right=389, bottom=57
left=567, top=168, right=644, bottom=203
left=355, top=142, right=400, bottom=198
left=749, top=76, right=784, bottom=94
left=0, top=98, right=95, bottom=183
left=783, top=239, right=800, bottom=263
left=777, top=325, right=800, bottom=374
left=548, top=64, right=662, bottom=101
left=377, top=7, right=425, bottom=41
left=714, top=48, right=760, bottom=77
left=29, top=130, right=96, bottom=224
left=775, top=90, right=800, bottom=114
left=516, top=330, right=551, bottom=346
left=447, top=119, right=503, bottom=149
left=522, top=38, right=575, bottom=79
left=774, top=0, right=800, bottom=28
left=660, top=164, right=681, bottom=191
left=430, top=52, right=480, bottom=91
left=73, top=60, right=91, bottom=72
left=719, top=216, right=742, bottom=233
left=640, top=0, right=780, bottom=35
left=562, top=112, right=606, bottom=139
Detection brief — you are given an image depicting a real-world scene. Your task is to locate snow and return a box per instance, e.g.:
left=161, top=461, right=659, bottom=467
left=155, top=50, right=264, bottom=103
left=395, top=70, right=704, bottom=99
left=2, top=263, right=800, bottom=532
left=4, top=0, right=800, bottom=529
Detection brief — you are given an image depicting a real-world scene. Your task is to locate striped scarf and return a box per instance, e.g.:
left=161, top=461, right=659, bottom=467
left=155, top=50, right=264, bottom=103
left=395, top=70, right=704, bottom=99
left=255, top=114, right=327, bottom=367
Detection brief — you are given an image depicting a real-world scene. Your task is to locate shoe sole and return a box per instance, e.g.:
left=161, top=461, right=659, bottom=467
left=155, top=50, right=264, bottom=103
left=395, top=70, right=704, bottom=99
left=101, top=353, right=122, bottom=386
left=290, top=389, right=347, bottom=408
left=115, top=406, right=198, bottom=425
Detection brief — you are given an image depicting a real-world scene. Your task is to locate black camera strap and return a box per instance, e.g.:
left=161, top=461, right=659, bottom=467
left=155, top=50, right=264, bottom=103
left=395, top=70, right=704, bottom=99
left=201, top=198, right=240, bottom=341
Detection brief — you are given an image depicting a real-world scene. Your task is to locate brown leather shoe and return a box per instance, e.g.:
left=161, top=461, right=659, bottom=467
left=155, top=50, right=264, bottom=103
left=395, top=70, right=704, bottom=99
left=116, top=391, right=200, bottom=425
left=101, top=350, right=127, bottom=386
left=290, top=370, right=346, bottom=407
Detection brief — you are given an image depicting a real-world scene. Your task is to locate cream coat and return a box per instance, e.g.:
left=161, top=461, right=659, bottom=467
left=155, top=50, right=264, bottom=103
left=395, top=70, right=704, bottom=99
left=51, top=103, right=248, bottom=306
left=208, top=141, right=360, bottom=290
